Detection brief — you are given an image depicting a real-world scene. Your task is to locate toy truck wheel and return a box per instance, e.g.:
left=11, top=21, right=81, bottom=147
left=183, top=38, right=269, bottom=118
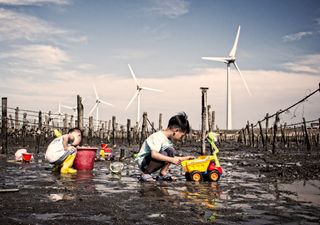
left=185, top=172, right=192, bottom=181
left=190, top=171, right=202, bottom=182
left=208, top=170, right=220, bottom=182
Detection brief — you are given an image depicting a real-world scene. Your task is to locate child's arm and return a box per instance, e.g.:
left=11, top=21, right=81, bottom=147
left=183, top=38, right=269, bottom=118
left=151, top=150, right=181, bottom=165
left=62, top=134, right=75, bottom=151
left=177, top=155, right=194, bottom=161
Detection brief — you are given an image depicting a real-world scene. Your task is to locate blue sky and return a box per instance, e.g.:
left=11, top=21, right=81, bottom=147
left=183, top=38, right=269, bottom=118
left=0, top=0, right=319, bottom=130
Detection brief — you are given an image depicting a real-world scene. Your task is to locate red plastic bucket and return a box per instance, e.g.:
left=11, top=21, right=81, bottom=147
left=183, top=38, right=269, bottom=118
left=22, top=153, right=32, bottom=162
left=74, top=147, right=97, bottom=170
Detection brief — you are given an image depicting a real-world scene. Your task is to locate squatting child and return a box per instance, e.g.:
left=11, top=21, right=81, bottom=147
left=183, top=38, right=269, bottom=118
left=135, top=112, right=194, bottom=181
left=45, top=128, right=82, bottom=174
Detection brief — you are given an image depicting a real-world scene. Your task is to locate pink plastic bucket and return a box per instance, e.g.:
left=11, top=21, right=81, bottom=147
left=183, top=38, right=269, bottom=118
left=74, top=147, right=97, bottom=170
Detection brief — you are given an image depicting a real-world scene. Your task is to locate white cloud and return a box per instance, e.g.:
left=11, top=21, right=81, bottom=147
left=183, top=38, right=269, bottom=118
left=282, top=54, right=320, bottom=74
left=282, top=31, right=313, bottom=42
left=0, top=0, right=70, bottom=6
left=147, top=0, right=190, bottom=18
left=0, top=8, right=66, bottom=41
left=0, top=44, right=69, bottom=65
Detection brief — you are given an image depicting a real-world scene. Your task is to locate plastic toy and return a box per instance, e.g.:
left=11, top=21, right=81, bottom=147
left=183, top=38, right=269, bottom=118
left=181, top=132, right=222, bottom=182
left=99, top=143, right=114, bottom=160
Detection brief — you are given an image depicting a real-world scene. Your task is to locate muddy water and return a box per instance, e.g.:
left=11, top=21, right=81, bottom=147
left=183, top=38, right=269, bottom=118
left=1, top=148, right=319, bottom=225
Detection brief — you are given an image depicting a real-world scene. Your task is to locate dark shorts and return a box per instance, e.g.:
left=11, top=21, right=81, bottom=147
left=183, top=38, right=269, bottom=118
left=140, top=147, right=175, bottom=174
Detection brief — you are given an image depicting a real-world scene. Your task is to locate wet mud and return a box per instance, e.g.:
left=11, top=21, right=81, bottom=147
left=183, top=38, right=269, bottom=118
left=0, top=143, right=319, bottom=225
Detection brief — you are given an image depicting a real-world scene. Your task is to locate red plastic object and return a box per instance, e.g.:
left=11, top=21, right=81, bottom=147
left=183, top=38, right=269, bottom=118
left=22, top=153, right=32, bottom=162
left=74, top=147, right=97, bottom=170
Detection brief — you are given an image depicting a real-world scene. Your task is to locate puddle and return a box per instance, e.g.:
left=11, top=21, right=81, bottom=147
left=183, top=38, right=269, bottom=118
left=279, top=180, right=320, bottom=206
left=1, top=151, right=319, bottom=224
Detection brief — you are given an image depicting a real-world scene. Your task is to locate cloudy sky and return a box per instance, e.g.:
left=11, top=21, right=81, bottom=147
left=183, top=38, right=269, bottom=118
left=0, top=0, right=319, bottom=130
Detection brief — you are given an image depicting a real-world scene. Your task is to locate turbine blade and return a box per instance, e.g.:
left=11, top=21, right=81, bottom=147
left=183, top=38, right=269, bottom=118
left=125, top=90, right=140, bottom=110
left=61, top=104, right=73, bottom=110
left=88, top=103, right=98, bottom=116
left=202, top=57, right=228, bottom=63
left=128, top=64, right=140, bottom=86
left=233, top=62, right=252, bottom=96
left=93, top=84, right=99, bottom=99
left=100, top=99, right=114, bottom=107
left=229, top=26, right=241, bottom=58
left=141, top=86, right=163, bottom=92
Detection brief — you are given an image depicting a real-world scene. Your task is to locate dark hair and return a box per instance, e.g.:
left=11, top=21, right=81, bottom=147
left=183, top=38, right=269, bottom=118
left=167, top=112, right=190, bottom=134
left=68, top=127, right=81, bottom=134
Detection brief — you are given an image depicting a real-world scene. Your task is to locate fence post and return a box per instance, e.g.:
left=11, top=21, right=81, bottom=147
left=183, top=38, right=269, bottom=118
left=265, top=113, right=269, bottom=151
left=251, top=123, right=254, bottom=147
left=112, top=116, right=116, bottom=146
left=212, top=111, right=215, bottom=132
left=127, top=119, right=131, bottom=146
left=272, top=113, right=280, bottom=154
left=159, top=113, right=163, bottom=131
left=15, top=107, right=19, bottom=129
left=88, top=116, right=93, bottom=145
left=303, top=117, right=311, bottom=151
left=140, top=112, right=148, bottom=147
left=200, top=87, right=209, bottom=155
left=77, top=95, right=84, bottom=130
left=246, top=121, right=251, bottom=146
left=258, top=121, right=264, bottom=148
left=1, top=97, right=8, bottom=154
left=208, top=105, right=212, bottom=132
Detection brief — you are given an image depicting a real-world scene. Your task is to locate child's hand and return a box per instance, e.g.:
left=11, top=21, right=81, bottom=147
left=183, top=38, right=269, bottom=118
left=170, top=157, right=181, bottom=165
left=188, top=155, right=195, bottom=160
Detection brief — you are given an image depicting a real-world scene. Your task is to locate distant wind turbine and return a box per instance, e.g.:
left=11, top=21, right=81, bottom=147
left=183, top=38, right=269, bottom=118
left=52, top=101, right=63, bottom=127
left=125, top=64, right=163, bottom=124
left=202, top=25, right=251, bottom=130
left=88, top=84, right=114, bottom=128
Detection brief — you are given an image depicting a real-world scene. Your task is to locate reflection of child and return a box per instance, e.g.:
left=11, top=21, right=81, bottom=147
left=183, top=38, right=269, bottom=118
left=135, top=112, right=194, bottom=182
left=45, top=128, right=82, bottom=174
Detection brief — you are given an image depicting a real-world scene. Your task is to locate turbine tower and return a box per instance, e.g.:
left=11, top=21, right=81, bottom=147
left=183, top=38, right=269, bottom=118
left=202, top=26, right=251, bottom=130
left=88, top=84, right=114, bottom=129
left=125, top=64, right=163, bottom=124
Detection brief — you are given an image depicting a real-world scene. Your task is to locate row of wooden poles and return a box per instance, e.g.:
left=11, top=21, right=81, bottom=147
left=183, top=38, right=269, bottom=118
left=238, top=116, right=320, bottom=153
left=237, top=83, right=320, bottom=153
left=1, top=92, right=219, bottom=154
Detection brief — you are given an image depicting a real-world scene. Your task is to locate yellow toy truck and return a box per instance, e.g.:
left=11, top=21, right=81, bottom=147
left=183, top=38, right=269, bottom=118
left=181, top=132, right=222, bottom=182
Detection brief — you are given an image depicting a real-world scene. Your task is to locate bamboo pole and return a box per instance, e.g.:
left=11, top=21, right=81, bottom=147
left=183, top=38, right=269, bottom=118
left=265, top=113, right=269, bottom=151
left=212, top=111, right=215, bottom=132
left=272, top=113, right=280, bottom=154
left=200, top=87, right=209, bottom=155
left=208, top=105, right=212, bottom=132
left=140, top=112, right=148, bottom=147
left=127, top=119, right=131, bottom=146
left=15, top=107, right=19, bottom=129
left=77, top=95, right=84, bottom=130
left=303, top=117, right=311, bottom=151
left=112, top=116, right=116, bottom=146
left=159, top=113, right=163, bottom=131
left=258, top=121, right=264, bottom=148
left=1, top=97, right=8, bottom=154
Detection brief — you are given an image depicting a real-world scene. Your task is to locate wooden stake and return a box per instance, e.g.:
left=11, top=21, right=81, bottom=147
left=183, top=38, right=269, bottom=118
left=1, top=97, right=8, bottom=154
left=200, top=87, right=209, bottom=155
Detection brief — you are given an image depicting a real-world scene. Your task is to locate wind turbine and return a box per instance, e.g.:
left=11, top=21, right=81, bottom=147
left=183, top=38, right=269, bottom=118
left=88, top=84, right=114, bottom=129
left=202, top=26, right=251, bottom=130
left=125, top=64, right=163, bottom=124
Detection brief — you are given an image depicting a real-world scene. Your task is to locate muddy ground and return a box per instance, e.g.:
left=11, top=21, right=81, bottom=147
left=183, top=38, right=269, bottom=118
left=0, top=142, right=319, bottom=225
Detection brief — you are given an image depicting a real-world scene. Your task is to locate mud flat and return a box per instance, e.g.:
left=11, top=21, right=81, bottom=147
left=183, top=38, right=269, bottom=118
left=0, top=142, right=319, bottom=224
